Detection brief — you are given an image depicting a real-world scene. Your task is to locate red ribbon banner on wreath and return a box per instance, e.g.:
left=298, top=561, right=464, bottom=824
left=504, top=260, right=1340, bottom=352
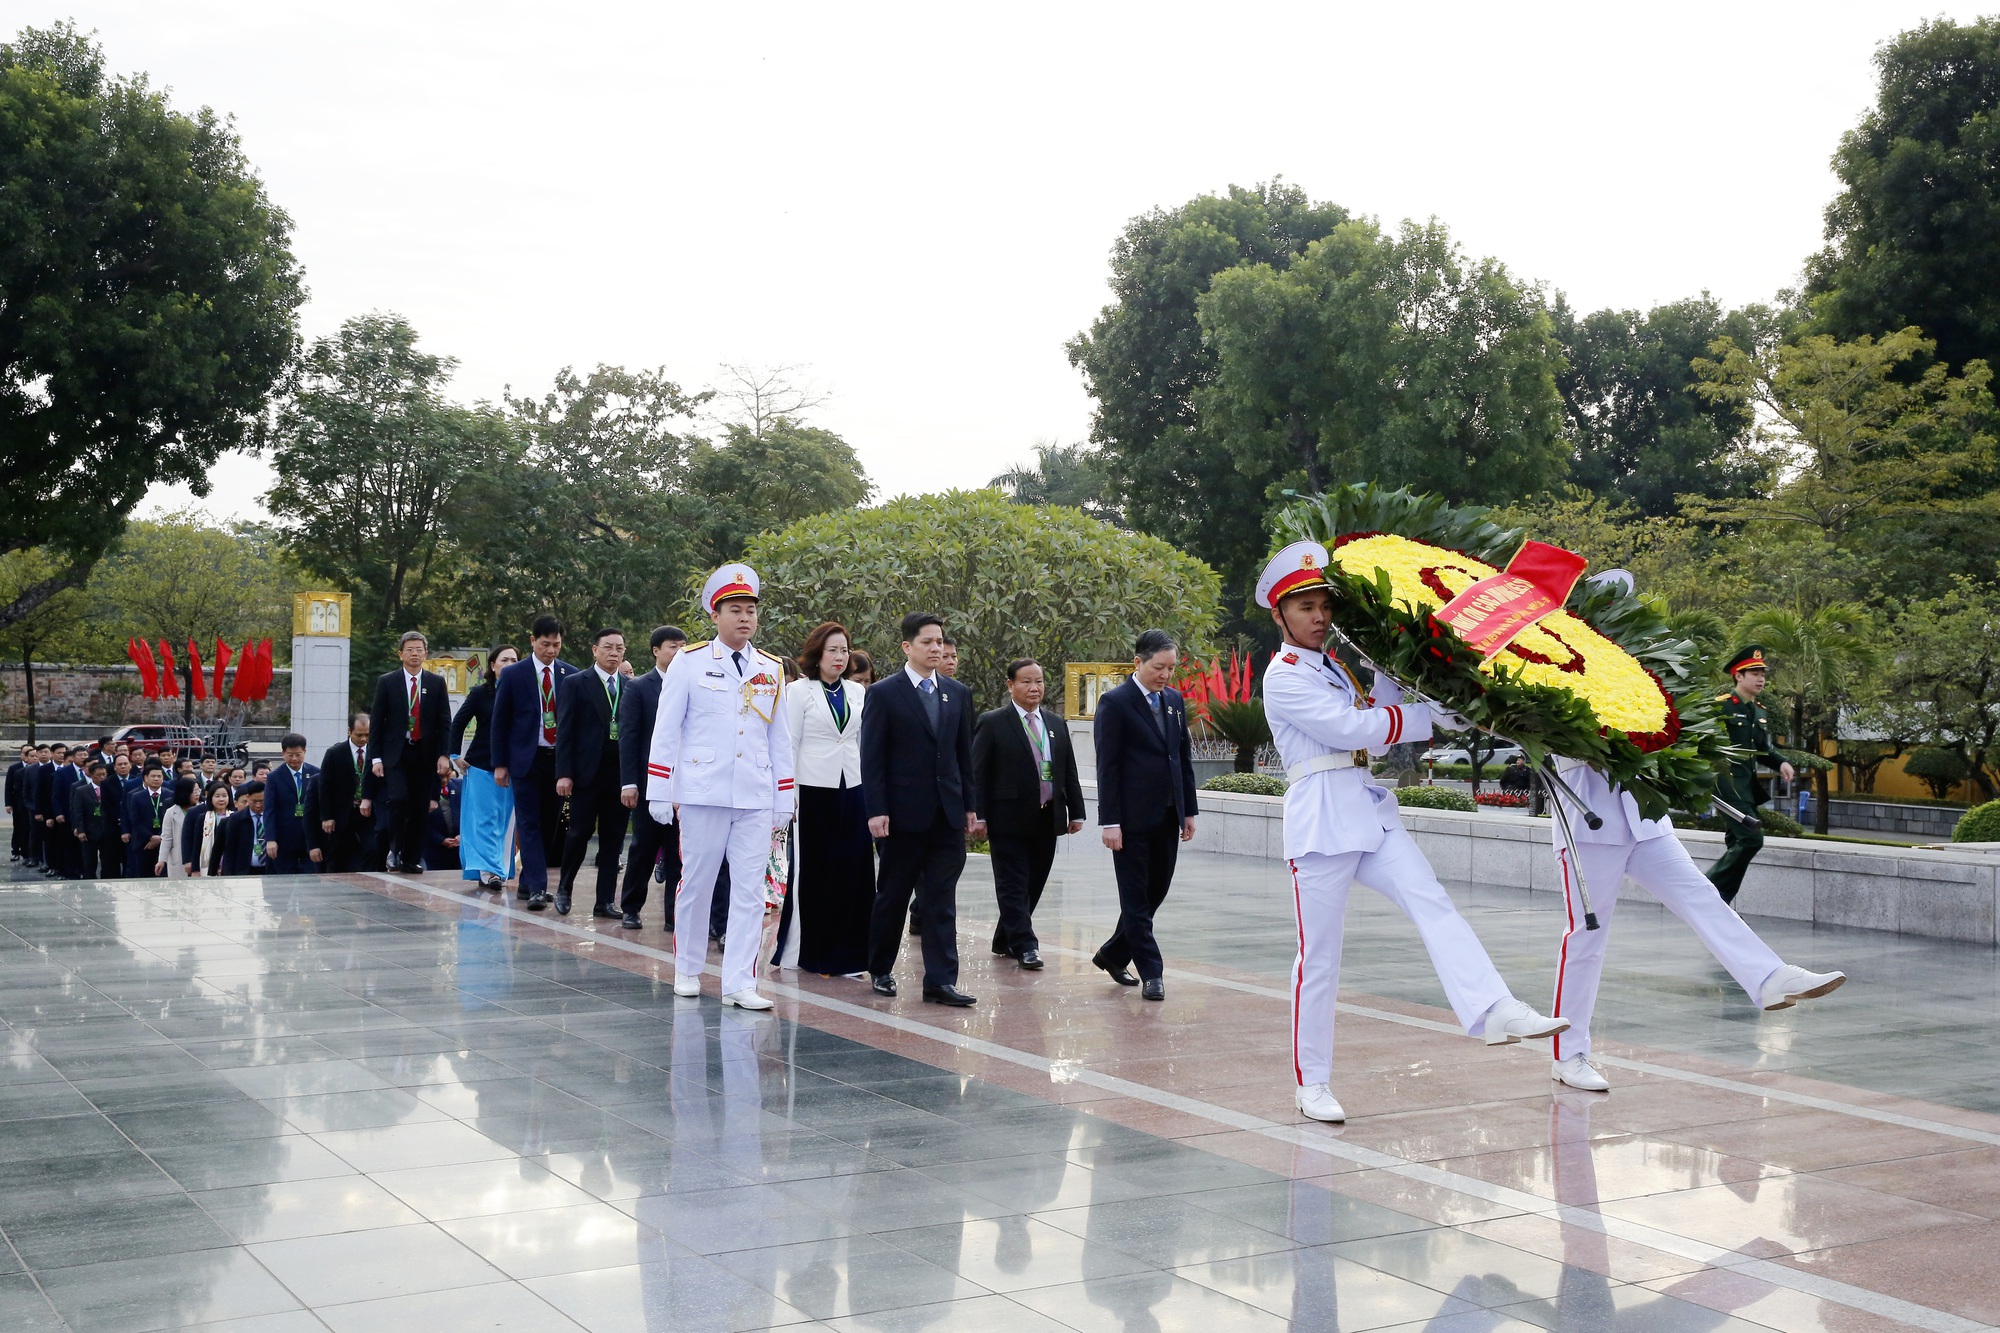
left=1434, top=540, right=1590, bottom=661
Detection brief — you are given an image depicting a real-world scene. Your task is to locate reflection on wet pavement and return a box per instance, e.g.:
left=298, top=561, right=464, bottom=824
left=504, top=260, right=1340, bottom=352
left=0, top=862, right=1994, bottom=1331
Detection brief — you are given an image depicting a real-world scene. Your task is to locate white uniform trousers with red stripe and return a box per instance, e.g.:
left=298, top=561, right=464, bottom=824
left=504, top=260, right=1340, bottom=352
left=1289, top=827, right=1512, bottom=1089
left=1551, top=836, right=1782, bottom=1060
left=675, top=804, right=775, bottom=996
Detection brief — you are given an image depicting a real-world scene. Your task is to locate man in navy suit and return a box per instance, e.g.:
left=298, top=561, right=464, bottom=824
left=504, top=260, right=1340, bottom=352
left=491, top=614, right=578, bottom=908
left=263, top=732, right=322, bottom=875
left=861, top=611, right=979, bottom=1007
left=123, top=763, right=170, bottom=877
left=366, top=631, right=452, bottom=871
left=554, top=627, right=631, bottom=917
left=49, top=744, right=82, bottom=878
left=616, top=626, right=686, bottom=928
left=1092, top=628, right=1200, bottom=1001
left=5, top=744, right=30, bottom=863
left=220, top=781, right=268, bottom=876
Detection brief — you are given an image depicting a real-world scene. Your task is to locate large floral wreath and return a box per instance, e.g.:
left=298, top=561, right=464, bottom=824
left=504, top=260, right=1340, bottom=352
left=1272, top=485, right=1731, bottom=821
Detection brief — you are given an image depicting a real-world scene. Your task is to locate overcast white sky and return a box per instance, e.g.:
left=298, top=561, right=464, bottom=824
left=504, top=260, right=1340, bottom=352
left=62, top=0, right=1981, bottom=522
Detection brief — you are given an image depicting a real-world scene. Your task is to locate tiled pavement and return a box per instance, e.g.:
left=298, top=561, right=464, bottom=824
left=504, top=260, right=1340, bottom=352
left=1, top=840, right=1996, bottom=1332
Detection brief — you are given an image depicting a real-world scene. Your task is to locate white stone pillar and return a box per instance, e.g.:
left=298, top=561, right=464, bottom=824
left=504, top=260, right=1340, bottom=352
left=291, top=593, right=352, bottom=755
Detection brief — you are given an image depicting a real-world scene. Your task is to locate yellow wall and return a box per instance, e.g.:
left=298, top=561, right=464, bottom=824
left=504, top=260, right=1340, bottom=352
left=1824, top=743, right=1984, bottom=805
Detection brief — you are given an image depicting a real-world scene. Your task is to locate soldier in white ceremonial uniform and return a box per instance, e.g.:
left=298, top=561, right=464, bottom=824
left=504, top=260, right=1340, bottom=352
left=646, top=564, right=795, bottom=1010
left=1543, top=577, right=1844, bottom=1091
left=1258, top=540, right=1567, bottom=1124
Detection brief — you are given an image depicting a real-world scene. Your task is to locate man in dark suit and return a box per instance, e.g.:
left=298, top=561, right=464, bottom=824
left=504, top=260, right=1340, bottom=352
left=48, top=744, right=81, bottom=878
left=617, top=626, right=686, bottom=928
left=318, top=713, right=373, bottom=872
left=220, top=781, right=268, bottom=876
left=263, top=732, right=322, bottom=875
left=366, top=631, right=451, bottom=871
left=491, top=615, right=578, bottom=908
left=6, top=745, right=29, bottom=863
left=971, top=658, right=1086, bottom=970
left=68, top=759, right=117, bottom=879
left=20, top=745, right=46, bottom=870
left=554, top=627, right=632, bottom=917
left=861, top=611, right=979, bottom=1006
left=123, top=763, right=170, bottom=877
left=1092, top=628, right=1200, bottom=1001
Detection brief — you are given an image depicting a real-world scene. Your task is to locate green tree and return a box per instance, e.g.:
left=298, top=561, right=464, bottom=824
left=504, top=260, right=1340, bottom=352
left=1691, top=328, right=1995, bottom=542
left=1552, top=295, right=1759, bottom=514
left=990, top=442, right=1121, bottom=525
left=1807, top=17, right=2000, bottom=378
left=1490, top=489, right=1732, bottom=619
left=1198, top=218, right=1567, bottom=510
left=1067, top=183, right=1351, bottom=606
left=0, top=549, right=94, bottom=740
left=264, top=314, right=511, bottom=639
left=740, top=490, right=1219, bottom=711
left=1867, top=576, right=2000, bottom=799
left=87, top=509, right=294, bottom=718
left=450, top=365, right=711, bottom=646
left=1733, top=602, right=1883, bottom=833
left=687, top=419, right=873, bottom=566
left=0, top=23, right=304, bottom=628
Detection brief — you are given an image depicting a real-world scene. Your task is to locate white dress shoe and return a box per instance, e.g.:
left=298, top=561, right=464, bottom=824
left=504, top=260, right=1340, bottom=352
left=1759, top=964, right=1845, bottom=1011
left=722, top=989, right=774, bottom=1011
left=673, top=973, right=702, bottom=998
left=1552, top=1053, right=1611, bottom=1091
left=1482, top=997, right=1570, bottom=1045
left=1295, top=1083, right=1346, bottom=1122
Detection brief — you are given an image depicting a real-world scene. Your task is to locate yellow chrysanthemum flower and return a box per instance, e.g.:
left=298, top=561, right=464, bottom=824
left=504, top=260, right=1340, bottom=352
left=1330, top=535, right=1671, bottom=737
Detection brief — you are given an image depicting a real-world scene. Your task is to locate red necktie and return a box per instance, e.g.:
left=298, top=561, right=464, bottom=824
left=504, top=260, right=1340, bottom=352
left=541, top=666, right=557, bottom=744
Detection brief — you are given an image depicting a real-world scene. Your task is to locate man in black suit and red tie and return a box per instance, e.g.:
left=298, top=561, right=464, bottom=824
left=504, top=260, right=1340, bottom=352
left=554, top=627, right=632, bottom=918
left=861, top=611, right=979, bottom=1007
left=366, top=631, right=451, bottom=871
left=491, top=615, right=579, bottom=908
left=1091, top=628, right=1200, bottom=1001
left=970, top=658, right=1086, bottom=970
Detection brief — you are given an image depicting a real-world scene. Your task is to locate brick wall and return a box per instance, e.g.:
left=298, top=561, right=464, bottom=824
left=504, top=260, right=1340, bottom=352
left=0, top=663, right=292, bottom=727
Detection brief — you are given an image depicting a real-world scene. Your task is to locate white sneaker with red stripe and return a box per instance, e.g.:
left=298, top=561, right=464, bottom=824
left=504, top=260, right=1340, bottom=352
left=1481, top=997, right=1569, bottom=1045
left=1295, top=1084, right=1346, bottom=1122
left=1552, top=1053, right=1611, bottom=1091
left=1758, top=965, right=1845, bottom=1011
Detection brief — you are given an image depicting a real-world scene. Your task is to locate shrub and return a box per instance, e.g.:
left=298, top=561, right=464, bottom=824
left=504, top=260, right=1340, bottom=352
left=1671, top=807, right=1806, bottom=838
left=1904, top=746, right=1971, bottom=800
left=1201, top=772, right=1287, bottom=796
left=1953, top=800, right=2000, bottom=843
left=1393, top=785, right=1476, bottom=812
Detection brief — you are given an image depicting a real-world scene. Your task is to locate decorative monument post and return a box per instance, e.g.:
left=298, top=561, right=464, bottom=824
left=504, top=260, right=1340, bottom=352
left=291, top=592, right=352, bottom=755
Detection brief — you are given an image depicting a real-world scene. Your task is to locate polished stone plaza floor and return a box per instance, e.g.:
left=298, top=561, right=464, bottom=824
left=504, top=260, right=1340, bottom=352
left=1, top=839, right=1995, bottom=1332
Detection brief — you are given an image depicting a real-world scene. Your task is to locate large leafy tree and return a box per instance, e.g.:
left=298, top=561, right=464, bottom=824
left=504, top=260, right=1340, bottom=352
left=1733, top=602, right=1883, bottom=833
left=742, top=490, right=1219, bottom=712
left=687, top=418, right=872, bottom=568
left=0, top=549, right=94, bottom=740
left=1197, top=218, right=1567, bottom=508
left=0, top=23, right=304, bottom=628
left=450, top=365, right=711, bottom=645
left=1553, top=295, right=1759, bottom=514
left=989, top=442, right=1121, bottom=525
left=1067, top=183, right=1350, bottom=603
left=1864, top=576, right=2000, bottom=800
left=264, top=313, right=511, bottom=639
left=1807, top=17, right=2000, bottom=377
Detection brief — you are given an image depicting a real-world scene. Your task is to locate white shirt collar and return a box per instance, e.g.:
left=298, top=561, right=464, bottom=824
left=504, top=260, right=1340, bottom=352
left=655, top=666, right=671, bottom=682
left=594, top=665, right=615, bottom=685
left=1012, top=701, right=1040, bottom=722
left=405, top=669, right=421, bottom=687
left=904, top=662, right=936, bottom=689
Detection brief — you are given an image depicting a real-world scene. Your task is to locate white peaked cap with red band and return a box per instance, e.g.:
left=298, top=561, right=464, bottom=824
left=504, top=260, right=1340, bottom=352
left=703, top=563, right=761, bottom=613
left=1255, top=540, right=1333, bottom=610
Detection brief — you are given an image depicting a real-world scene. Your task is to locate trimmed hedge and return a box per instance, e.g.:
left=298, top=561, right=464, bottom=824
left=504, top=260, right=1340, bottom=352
left=1393, top=785, right=1477, bottom=813
left=1953, top=800, right=2000, bottom=843
left=1201, top=772, right=1288, bottom=797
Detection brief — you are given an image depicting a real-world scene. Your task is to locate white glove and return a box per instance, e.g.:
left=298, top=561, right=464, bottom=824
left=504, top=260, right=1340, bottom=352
left=771, top=796, right=795, bottom=832
left=649, top=801, right=675, bottom=826
left=1430, top=704, right=1470, bottom=732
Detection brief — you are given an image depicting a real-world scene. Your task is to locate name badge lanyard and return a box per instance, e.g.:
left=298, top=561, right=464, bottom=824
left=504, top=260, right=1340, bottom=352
left=604, top=674, right=621, bottom=741
left=1021, top=711, right=1052, bottom=782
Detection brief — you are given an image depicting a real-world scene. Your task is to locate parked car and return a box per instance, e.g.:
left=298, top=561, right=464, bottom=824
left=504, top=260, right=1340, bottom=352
left=1420, top=743, right=1524, bottom=768
left=109, top=724, right=247, bottom=765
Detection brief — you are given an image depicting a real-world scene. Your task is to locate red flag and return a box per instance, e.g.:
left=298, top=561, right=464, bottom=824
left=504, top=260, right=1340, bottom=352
left=211, top=638, right=231, bottom=699
left=187, top=640, right=206, bottom=701
left=252, top=639, right=275, bottom=700
left=136, top=638, right=161, bottom=699
left=230, top=639, right=254, bottom=700
left=159, top=640, right=180, bottom=698
left=1505, top=540, right=1589, bottom=606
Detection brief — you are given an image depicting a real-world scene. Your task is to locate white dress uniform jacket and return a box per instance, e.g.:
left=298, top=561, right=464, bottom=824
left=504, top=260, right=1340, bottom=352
left=1263, top=647, right=1437, bottom=859
left=784, top=678, right=865, bottom=788
left=645, top=639, right=796, bottom=815
left=1551, top=759, right=1670, bottom=844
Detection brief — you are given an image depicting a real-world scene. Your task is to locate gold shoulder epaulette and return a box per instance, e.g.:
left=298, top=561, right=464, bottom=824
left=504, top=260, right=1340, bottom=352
left=1714, top=692, right=1733, bottom=702
left=684, top=640, right=712, bottom=653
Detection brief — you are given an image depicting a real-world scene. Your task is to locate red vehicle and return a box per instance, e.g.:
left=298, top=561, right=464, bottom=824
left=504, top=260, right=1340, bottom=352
left=109, top=724, right=244, bottom=765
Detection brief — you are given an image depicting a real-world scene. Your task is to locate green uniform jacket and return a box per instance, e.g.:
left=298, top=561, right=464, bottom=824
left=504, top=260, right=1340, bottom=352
left=1715, top=691, right=1788, bottom=811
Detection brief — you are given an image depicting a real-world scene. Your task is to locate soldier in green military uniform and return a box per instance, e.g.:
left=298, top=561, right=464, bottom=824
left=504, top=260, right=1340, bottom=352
left=1705, top=645, right=1796, bottom=905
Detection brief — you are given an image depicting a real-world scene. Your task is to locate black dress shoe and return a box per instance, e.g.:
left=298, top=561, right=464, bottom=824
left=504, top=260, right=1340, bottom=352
left=592, top=904, right=618, bottom=919
left=871, top=974, right=898, bottom=997
left=923, top=985, right=977, bottom=1007
left=554, top=892, right=572, bottom=916
left=1092, top=950, right=1140, bottom=986
left=621, top=913, right=642, bottom=929
left=526, top=892, right=549, bottom=910
left=1019, top=949, right=1044, bottom=970
left=1142, top=978, right=1165, bottom=1001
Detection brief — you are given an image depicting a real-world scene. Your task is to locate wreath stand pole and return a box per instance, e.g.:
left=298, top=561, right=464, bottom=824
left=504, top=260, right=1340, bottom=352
left=1708, top=794, right=1761, bottom=829
left=1539, top=768, right=1601, bottom=931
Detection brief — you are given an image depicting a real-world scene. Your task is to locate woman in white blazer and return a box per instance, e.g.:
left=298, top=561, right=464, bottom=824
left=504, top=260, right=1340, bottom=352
left=771, top=622, right=872, bottom=976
